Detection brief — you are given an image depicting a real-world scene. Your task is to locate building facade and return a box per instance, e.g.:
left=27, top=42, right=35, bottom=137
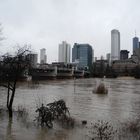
left=58, top=41, right=71, bottom=63
left=120, top=50, right=129, bottom=60
left=26, top=53, right=38, bottom=68
left=111, top=29, right=120, bottom=61
left=133, top=37, right=139, bottom=55
left=72, top=43, right=93, bottom=69
left=112, top=59, right=137, bottom=76
left=40, top=48, right=47, bottom=64
left=106, top=53, right=111, bottom=65
left=131, top=37, right=140, bottom=63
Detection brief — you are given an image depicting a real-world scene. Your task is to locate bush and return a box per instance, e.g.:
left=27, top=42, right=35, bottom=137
left=120, top=119, right=140, bottom=139
left=35, top=99, right=74, bottom=128
left=89, top=120, right=117, bottom=140
left=96, top=83, right=108, bottom=94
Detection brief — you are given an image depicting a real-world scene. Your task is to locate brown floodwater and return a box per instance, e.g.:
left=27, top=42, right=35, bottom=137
left=0, top=78, right=140, bottom=140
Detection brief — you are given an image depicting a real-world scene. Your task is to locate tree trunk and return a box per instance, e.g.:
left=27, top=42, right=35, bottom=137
left=7, top=82, right=10, bottom=109
left=9, top=82, right=16, bottom=109
left=7, top=79, right=17, bottom=118
left=8, top=107, right=13, bottom=118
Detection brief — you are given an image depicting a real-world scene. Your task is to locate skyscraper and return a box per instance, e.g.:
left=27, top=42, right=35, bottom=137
left=133, top=36, right=139, bottom=55
left=26, top=53, right=38, bottom=67
left=106, top=53, right=111, bottom=64
left=40, top=48, right=47, bottom=64
left=72, top=43, right=93, bottom=69
left=58, top=41, right=71, bottom=63
left=111, top=29, right=120, bottom=61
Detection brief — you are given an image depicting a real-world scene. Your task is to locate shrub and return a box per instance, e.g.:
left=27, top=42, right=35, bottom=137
left=89, top=120, right=116, bottom=140
left=35, top=99, right=74, bottom=128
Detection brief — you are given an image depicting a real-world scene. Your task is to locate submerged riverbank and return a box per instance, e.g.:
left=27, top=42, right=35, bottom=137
left=0, top=78, right=140, bottom=139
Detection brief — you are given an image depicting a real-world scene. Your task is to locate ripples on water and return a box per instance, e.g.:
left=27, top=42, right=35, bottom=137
left=0, top=78, right=140, bottom=139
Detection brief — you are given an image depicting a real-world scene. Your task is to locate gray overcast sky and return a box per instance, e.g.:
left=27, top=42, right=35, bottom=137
left=0, top=0, right=140, bottom=63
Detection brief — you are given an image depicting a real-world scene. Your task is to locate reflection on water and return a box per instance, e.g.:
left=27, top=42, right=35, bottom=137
left=6, top=118, right=15, bottom=140
left=0, top=78, right=140, bottom=139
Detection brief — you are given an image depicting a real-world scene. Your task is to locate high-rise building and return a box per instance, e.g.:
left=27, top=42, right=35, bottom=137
left=58, top=41, right=71, bottom=63
left=40, top=48, right=47, bottom=64
left=133, top=37, right=139, bottom=55
left=72, top=43, right=93, bottom=69
left=111, top=29, right=120, bottom=61
left=92, top=50, right=94, bottom=63
left=120, top=50, right=129, bottom=60
left=26, top=53, right=38, bottom=67
left=106, top=53, right=111, bottom=62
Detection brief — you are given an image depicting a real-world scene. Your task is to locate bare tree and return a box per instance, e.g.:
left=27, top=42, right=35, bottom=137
left=0, top=46, right=30, bottom=118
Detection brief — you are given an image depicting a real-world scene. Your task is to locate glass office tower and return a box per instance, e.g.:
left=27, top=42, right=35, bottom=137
left=72, top=43, right=93, bottom=69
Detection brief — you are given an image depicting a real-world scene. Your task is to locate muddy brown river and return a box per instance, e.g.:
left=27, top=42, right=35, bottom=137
left=0, top=78, right=140, bottom=140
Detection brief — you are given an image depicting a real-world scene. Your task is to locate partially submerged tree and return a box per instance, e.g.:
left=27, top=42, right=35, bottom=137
left=35, top=99, right=74, bottom=128
left=0, top=47, right=30, bottom=118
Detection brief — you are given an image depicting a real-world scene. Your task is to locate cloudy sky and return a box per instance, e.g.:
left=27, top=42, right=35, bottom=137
left=0, top=0, right=140, bottom=62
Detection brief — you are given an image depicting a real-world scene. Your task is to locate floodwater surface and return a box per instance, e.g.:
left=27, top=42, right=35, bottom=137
left=0, top=78, right=140, bottom=140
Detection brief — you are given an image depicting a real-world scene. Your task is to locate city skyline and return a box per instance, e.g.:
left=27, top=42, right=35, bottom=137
left=0, top=0, right=140, bottom=63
